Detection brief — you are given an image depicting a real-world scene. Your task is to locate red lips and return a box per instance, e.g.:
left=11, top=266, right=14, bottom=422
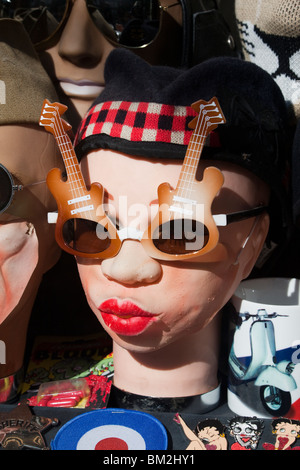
left=98, top=299, right=156, bottom=336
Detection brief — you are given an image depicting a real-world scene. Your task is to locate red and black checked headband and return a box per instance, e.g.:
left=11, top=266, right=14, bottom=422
left=74, top=100, right=221, bottom=161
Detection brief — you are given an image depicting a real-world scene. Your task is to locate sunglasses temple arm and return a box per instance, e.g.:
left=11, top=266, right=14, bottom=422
left=213, top=205, right=268, bottom=227
left=23, top=180, right=47, bottom=189
left=233, top=216, right=262, bottom=266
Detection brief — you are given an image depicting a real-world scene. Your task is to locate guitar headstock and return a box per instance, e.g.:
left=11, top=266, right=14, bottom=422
left=39, top=99, right=72, bottom=135
left=188, top=97, right=226, bottom=132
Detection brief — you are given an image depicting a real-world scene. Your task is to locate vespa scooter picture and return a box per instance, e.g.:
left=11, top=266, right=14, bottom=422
left=228, top=309, right=297, bottom=416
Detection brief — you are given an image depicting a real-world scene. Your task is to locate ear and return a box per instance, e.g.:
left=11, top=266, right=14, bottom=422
left=239, top=213, right=270, bottom=280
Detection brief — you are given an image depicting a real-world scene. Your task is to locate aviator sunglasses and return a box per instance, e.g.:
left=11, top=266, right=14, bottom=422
left=0, top=0, right=180, bottom=50
left=41, top=99, right=269, bottom=262
left=0, top=163, right=45, bottom=214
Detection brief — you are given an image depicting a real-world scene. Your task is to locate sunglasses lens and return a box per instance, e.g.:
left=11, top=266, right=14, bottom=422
left=1, top=0, right=68, bottom=45
left=0, top=165, right=14, bottom=214
left=152, top=219, right=209, bottom=255
left=1, top=0, right=162, bottom=48
left=87, top=0, right=161, bottom=47
left=62, top=218, right=111, bottom=254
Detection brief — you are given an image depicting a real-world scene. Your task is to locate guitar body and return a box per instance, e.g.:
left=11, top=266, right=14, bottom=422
left=142, top=97, right=226, bottom=261
left=46, top=168, right=106, bottom=221
left=47, top=168, right=119, bottom=258
left=40, top=99, right=120, bottom=258
left=142, top=167, right=224, bottom=260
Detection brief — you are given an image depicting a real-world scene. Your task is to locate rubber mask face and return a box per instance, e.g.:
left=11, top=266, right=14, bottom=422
left=0, top=125, right=61, bottom=324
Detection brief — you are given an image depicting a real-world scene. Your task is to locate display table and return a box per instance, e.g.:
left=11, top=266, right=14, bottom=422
left=0, top=390, right=278, bottom=451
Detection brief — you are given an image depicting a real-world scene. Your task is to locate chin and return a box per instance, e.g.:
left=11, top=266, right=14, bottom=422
left=97, top=315, right=167, bottom=353
left=70, top=97, right=96, bottom=118
left=114, top=337, right=163, bottom=354
left=108, top=322, right=193, bottom=355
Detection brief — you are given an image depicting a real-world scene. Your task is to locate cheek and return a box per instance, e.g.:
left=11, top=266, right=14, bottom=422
left=0, top=222, right=32, bottom=259
left=160, top=263, right=240, bottom=331
left=0, top=222, right=39, bottom=323
left=77, top=263, right=90, bottom=287
left=77, top=262, right=100, bottom=302
left=168, top=277, right=215, bottom=326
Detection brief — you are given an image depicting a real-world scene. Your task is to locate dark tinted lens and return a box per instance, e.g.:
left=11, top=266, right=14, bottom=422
left=0, top=164, right=14, bottom=213
left=153, top=219, right=209, bottom=255
left=0, top=1, right=67, bottom=44
left=62, top=218, right=111, bottom=254
left=87, top=0, right=161, bottom=47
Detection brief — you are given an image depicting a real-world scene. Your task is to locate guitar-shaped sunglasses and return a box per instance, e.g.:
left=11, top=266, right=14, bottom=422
left=40, top=98, right=267, bottom=261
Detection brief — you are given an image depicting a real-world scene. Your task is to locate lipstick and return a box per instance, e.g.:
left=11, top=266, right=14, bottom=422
left=98, top=299, right=156, bottom=336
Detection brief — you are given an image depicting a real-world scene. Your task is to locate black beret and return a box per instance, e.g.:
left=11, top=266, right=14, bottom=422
left=75, top=48, right=292, bottom=244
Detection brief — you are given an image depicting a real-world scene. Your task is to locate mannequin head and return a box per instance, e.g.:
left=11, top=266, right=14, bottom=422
left=3, top=0, right=183, bottom=128
left=2, top=1, right=238, bottom=128
left=38, top=0, right=184, bottom=112
left=0, top=125, right=61, bottom=324
left=69, top=49, right=290, bottom=403
left=0, top=20, right=63, bottom=395
left=75, top=151, right=270, bottom=401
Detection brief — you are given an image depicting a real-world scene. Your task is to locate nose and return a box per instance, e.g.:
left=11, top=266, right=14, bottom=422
left=101, top=240, right=162, bottom=285
left=57, top=0, right=114, bottom=68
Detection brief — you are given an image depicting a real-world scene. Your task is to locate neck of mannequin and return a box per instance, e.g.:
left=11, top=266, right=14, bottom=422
left=112, top=312, right=221, bottom=399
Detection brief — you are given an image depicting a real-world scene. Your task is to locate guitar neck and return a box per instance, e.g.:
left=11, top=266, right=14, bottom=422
left=53, top=129, right=86, bottom=189
left=174, top=97, right=226, bottom=202
left=176, top=125, right=208, bottom=199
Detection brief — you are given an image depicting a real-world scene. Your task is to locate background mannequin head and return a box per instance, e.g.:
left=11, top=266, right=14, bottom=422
left=69, top=49, right=291, bottom=403
left=0, top=19, right=63, bottom=395
left=1, top=0, right=240, bottom=128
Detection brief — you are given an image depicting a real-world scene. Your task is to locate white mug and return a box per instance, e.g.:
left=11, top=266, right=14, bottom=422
left=227, top=278, right=300, bottom=418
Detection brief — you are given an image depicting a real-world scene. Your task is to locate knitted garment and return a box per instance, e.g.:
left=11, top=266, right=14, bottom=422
left=235, top=0, right=300, bottom=120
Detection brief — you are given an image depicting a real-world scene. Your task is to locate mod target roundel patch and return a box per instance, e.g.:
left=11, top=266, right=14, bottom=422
left=51, top=409, right=168, bottom=450
left=76, top=424, right=146, bottom=450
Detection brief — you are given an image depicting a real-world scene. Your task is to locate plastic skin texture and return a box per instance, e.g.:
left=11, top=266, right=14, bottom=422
left=38, top=0, right=183, bottom=128
left=0, top=125, right=63, bottom=379
left=75, top=149, right=270, bottom=399
left=38, top=0, right=115, bottom=128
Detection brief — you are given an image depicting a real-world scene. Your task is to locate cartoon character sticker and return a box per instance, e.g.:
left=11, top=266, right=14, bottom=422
left=263, top=418, right=300, bottom=450
left=228, top=416, right=264, bottom=450
left=174, top=414, right=228, bottom=450
left=175, top=413, right=300, bottom=450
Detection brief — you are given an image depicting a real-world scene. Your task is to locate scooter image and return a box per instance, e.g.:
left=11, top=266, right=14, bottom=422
left=229, top=309, right=297, bottom=416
